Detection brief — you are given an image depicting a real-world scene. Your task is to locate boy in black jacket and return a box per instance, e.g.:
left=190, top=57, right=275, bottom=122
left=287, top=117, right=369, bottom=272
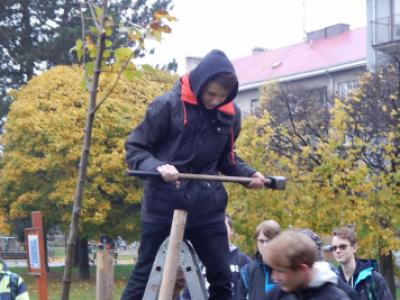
left=122, top=49, right=266, bottom=300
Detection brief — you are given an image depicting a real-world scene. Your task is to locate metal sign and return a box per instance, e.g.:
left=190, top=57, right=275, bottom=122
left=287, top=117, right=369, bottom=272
left=25, top=227, right=41, bottom=274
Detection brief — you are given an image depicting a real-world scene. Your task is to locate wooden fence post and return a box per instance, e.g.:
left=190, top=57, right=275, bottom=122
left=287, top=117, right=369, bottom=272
left=96, top=246, right=114, bottom=300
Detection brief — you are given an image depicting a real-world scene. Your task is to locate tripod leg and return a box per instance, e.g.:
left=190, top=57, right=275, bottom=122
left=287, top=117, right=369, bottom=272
left=180, top=240, right=208, bottom=300
left=142, top=239, right=169, bottom=299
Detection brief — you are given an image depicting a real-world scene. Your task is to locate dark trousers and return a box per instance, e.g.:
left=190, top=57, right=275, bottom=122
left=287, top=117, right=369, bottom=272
left=121, top=221, right=232, bottom=300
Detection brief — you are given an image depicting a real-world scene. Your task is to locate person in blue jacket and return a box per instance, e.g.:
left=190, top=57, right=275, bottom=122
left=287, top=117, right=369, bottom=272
left=122, top=49, right=266, bottom=300
left=331, top=227, right=393, bottom=300
left=238, top=220, right=281, bottom=300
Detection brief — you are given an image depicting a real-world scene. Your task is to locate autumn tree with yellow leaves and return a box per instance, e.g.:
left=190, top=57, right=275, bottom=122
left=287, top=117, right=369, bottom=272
left=0, top=64, right=174, bottom=230
left=0, top=67, right=177, bottom=300
left=228, top=66, right=399, bottom=295
left=227, top=82, right=335, bottom=253
left=56, top=1, right=174, bottom=297
left=332, top=65, right=400, bottom=296
left=1, top=1, right=175, bottom=296
left=0, top=65, right=175, bottom=244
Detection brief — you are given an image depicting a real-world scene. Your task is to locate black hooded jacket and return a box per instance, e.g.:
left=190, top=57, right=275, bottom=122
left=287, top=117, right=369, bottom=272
left=336, top=259, right=393, bottom=300
left=125, top=49, right=255, bottom=226
left=238, top=252, right=276, bottom=300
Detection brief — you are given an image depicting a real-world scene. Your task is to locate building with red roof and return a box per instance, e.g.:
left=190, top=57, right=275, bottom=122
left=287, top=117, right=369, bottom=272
left=184, top=24, right=370, bottom=116
left=231, top=24, right=367, bottom=115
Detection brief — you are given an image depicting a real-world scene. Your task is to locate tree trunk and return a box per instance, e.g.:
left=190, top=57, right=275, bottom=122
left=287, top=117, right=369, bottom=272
left=60, top=2, right=108, bottom=299
left=379, top=251, right=396, bottom=300
left=74, top=238, right=80, bottom=267
left=20, top=0, right=35, bottom=81
left=79, top=238, right=90, bottom=279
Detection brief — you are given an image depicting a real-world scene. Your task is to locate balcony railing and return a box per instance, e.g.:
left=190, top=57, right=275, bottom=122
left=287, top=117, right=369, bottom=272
left=371, top=14, right=400, bottom=46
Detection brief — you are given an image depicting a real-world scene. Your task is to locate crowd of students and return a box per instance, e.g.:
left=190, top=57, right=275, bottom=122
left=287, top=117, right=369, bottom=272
left=177, top=215, right=394, bottom=300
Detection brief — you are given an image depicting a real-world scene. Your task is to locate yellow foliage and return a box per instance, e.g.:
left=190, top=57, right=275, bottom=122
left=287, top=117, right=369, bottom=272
left=228, top=72, right=400, bottom=257
left=0, top=209, right=11, bottom=235
left=0, top=65, right=176, bottom=238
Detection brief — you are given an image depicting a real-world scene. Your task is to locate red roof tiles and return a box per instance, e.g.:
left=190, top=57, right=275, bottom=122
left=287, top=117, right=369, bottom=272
left=232, top=27, right=366, bottom=86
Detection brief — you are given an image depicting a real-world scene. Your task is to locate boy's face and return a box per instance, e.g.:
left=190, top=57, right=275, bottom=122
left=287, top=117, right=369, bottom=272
left=331, top=236, right=357, bottom=265
left=257, top=232, right=270, bottom=260
left=270, top=264, right=307, bottom=292
left=201, top=81, right=229, bottom=110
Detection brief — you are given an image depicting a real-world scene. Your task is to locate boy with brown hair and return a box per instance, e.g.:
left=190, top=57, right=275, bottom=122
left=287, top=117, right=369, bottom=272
left=331, top=227, right=393, bottom=300
left=263, top=230, right=349, bottom=300
left=238, top=220, right=281, bottom=300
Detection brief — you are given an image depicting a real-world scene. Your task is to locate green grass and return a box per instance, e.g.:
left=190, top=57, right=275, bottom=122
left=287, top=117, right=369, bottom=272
left=51, top=247, right=66, bottom=258
left=10, top=265, right=133, bottom=300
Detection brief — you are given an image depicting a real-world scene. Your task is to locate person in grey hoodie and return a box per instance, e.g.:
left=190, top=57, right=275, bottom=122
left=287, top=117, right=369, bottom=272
left=297, top=228, right=357, bottom=300
left=262, top=230, right=350, bottom=300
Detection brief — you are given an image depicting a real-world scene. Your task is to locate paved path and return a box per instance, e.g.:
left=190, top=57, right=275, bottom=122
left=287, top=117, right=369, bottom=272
left=4, top=259, right=65, bottom=268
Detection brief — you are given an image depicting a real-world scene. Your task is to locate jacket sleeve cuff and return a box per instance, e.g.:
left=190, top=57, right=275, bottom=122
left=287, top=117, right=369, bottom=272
left=129, top=157, right=166, bottom=172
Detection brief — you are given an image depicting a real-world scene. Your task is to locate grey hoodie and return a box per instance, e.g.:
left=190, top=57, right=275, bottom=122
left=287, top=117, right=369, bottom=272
left=263, top=261, right=350, bottom=300
left=308, top=262, right=338, bottom=288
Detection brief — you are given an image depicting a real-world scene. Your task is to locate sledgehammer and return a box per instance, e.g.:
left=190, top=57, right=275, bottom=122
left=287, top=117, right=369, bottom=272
left=126, top=170, right=286, bottom=190
left=126, top=170, right=286, bottom=300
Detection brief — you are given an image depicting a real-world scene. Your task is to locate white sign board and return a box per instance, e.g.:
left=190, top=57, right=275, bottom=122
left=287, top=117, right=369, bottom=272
left=28, top=234, right=40, bottom=269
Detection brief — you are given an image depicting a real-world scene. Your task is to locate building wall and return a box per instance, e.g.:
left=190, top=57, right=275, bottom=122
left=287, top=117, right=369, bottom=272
left=235, top=66, right=366, bottom=116
left=235, top=88, right=260, bottom=116
left=367, top=0, right=399, bottom=67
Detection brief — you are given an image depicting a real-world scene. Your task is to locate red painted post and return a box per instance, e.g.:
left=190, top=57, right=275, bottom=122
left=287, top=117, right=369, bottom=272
left=31, top=211, right=48, bottom=300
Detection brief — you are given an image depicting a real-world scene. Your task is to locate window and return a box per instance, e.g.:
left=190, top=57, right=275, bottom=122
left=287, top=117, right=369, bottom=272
left=338, top=81, right=357, bottom=99
left=393, top=0, right=400, bottom=38
left=250, top=99, right=259, bottom=116
left=309, top=87, right=329, bottom=108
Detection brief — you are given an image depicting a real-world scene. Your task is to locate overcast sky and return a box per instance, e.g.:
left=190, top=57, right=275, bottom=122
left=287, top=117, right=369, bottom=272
left=140, top=0, right=367, bottom=74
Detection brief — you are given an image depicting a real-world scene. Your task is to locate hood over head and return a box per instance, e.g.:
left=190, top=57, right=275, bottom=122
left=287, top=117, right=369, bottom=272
left=308, top=261, right=338, bottom=288
left=189, top=49, right=238, bottom=107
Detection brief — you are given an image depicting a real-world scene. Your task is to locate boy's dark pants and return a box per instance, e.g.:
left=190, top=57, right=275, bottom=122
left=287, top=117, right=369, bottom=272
left=121, top=221, right=232, bottom=300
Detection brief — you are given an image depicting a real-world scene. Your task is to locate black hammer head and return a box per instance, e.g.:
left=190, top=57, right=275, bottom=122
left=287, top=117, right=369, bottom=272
left=265, top=176, right=286, bottom=190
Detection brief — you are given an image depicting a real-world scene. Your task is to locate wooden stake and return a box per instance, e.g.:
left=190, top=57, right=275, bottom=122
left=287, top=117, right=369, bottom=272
left=158, top=209, right=188, bottom=300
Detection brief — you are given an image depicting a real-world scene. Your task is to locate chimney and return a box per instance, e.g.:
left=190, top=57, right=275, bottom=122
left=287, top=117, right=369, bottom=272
left=185, top=56, right=201, bottom=73
left=306, top=23, right=350, bottom=42
left=252, top=47, right=267, bottom=55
